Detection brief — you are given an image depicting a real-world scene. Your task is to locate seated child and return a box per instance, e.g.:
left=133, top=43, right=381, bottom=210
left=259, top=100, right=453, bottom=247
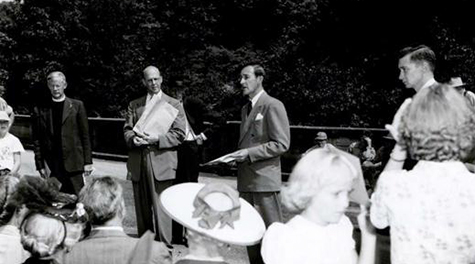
left=261, top=148, right=376, bottom=264
left=0, top=111, right=24, bottom=176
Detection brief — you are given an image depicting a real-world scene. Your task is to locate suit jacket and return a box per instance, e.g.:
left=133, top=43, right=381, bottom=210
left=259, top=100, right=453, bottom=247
left=183, top=97, right=208, bottom=136
left=62, top=229, right=171, bottom=264
left=31, top=97, right=92, bottom=173
left=124, top=92, right=186, bottom=182
left=237, top=91, right=290, bottom=192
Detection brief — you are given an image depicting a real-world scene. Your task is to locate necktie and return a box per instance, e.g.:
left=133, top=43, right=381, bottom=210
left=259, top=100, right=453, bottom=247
left=247, top=101, right=252, bottom=116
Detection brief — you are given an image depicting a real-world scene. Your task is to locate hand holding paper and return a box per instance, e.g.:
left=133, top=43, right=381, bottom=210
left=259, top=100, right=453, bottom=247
left=385, top=98, right=412, bottom=142
left=203, top=149, right=249, bottom=166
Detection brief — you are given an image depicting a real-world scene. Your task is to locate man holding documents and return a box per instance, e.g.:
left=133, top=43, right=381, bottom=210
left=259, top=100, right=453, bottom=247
left=123, top=66, right=186, bottom=244
left=225, top=64, right=290, bottom=264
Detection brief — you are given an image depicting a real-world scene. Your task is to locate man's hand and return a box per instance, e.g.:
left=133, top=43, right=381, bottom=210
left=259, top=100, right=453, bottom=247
left=38, top=168, right=47, bottom=179
left=133, top=136, right=147, bottom=146
left=141, top=132, right=159, bottom=145
left=228, top=149, right=250, bottom=163
left=385, top=98, right=412, bottom=142
left=84, top=164, right=94, bottom=177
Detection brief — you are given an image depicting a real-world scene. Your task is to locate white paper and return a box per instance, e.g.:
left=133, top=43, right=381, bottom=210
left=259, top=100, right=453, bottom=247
left=133, top=99, right=179, bottom=137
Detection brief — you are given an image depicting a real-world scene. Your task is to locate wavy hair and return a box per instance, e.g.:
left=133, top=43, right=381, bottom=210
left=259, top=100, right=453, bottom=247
left=282, top=148, right=357, bottom=214
left=21, top=213, right=66, bottom=258
left=79, top=176, right=125, bottom=225
left=399, top=83, right=475, bottom=161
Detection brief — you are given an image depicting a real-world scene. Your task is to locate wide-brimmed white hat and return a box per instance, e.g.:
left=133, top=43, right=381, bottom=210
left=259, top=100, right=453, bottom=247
left=160, top=182, right=265, bottom=246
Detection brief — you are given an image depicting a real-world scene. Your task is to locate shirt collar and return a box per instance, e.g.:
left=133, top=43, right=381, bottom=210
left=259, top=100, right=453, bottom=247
left=182, top=254, right=225, bottom=262
left=92, top=226, right=124, bottom=232
left=250, top=90, right=265, bottom=107
left=52, top=95, right=66, bottom=102
left=146, top=90, right=162, bottom=103
left=419, top=78, right=436, bottom=92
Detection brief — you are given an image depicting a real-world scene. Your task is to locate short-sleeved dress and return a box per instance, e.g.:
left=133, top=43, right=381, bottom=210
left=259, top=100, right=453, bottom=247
left=371, top=161, right=475, bottom=264
left=261, top=214, right=356, bottom=264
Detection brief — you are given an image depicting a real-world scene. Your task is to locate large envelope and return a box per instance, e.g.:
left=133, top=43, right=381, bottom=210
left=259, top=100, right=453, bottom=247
left=133, top=99, right=178, bottom=137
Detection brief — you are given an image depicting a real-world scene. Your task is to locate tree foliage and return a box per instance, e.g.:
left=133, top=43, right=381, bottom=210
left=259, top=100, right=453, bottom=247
left=1, top=0, right=475, bottom=127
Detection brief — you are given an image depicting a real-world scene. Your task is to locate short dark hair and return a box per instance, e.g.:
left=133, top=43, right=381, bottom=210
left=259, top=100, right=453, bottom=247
left=251, top=65, right=265, bottom=78
left=399, top=45, right=436, bottom=72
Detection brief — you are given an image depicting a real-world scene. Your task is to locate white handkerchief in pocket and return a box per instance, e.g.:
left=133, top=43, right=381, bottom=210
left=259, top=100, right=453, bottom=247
left=255, top=113, right=264, bottom=121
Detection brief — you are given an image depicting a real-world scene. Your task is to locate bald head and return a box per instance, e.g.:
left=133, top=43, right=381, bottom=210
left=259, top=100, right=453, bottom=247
left=142, top=66, right=163, bottom=95
left=143, top=66, right=160, bottom=78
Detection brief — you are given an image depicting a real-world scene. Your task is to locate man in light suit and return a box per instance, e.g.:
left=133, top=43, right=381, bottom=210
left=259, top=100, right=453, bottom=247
left=123, top=66, right=186, bottom=244
left=62, top=176, right=171, bottom=264
left=227, top=64, right=290, bottom=264
left=31, top=71, right=93, bottom=195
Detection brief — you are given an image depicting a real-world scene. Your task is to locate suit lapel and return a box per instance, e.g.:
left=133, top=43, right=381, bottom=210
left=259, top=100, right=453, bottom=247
left=43, top=107, right=54, bottom=135
left=136, top=96, right=147, bottom=119
left=239, top=92, right=268, bottom=145
left=62, top=97, right=73, bottom=124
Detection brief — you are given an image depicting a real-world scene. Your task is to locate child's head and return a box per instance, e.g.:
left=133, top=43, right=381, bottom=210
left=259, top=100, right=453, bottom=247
left=282, top=148, right=357, bottom=224
left=0, top=111, right=10, bottom=138
left=20, top=213, right=66, bottom=258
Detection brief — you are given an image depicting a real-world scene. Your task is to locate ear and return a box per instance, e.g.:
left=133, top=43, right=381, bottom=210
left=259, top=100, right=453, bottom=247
left=257, top=75, right=264, bottom=83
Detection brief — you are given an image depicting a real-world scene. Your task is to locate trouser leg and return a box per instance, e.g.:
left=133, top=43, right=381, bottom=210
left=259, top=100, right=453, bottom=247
left=132, top=178, right=154, bottom=237
left=241, top=191, right=283, bottom=264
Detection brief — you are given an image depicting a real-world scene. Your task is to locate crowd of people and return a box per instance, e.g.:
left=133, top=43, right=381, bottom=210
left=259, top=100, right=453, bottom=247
left=1, top=43, right=475, bottom=264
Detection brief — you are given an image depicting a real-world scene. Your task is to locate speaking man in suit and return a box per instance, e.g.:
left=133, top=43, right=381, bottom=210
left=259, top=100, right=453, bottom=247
left=31, top=71, right=93, bottom=195
left=123, top=66, right=186, bottom=244
left=226, top=64, right=290, bottom=264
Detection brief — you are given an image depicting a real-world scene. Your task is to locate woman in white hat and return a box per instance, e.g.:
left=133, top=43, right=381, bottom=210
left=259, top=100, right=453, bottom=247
left=160, top=182, right=265, bottom=264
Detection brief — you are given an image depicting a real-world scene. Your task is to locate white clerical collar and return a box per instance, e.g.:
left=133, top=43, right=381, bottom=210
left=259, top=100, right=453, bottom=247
left=419, top=78, right=436, bottom=92
left=146, top=90, right=162, bottom=104
left=92, top=226, right=124, bottom=232
left=250, top=89, right=265, bottom=107
left=52, top=96, right=66, bottom=102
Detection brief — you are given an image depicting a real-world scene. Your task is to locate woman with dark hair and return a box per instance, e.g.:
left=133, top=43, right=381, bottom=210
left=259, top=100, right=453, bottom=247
left=0, top=176, right=86, bottom=264
left=371, top=83, right=475, bottom=263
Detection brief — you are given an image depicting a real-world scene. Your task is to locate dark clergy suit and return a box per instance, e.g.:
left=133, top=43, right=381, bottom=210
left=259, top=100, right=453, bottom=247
left=124, top=92, right=186, bottom=243
left=176, top=97, right=210, bottom=184
left=62, top=229, right=171, bottom=264
left=31, top=97, right=92, bottom=195
left=237, top=91, right=290, bottom=264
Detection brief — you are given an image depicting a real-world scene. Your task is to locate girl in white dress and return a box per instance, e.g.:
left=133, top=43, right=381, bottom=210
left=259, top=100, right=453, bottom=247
left=261, top=148, right=376, bottom=264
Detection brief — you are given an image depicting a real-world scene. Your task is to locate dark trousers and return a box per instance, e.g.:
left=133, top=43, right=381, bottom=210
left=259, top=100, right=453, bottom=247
left=175, top=140, right=200, bottom=183
left=240, top=191, right=283, bottom=264
left=132, top=175, right=174, bottom=244
left=49, top=161, right=84, bottom=195
left=172, top=140, right=201, bottom=244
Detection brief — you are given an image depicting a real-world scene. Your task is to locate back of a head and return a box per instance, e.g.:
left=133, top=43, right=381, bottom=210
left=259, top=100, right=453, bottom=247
left=79, top=176, right=125, bottom=226
left=399, top=83, right=475, bottom=161
left=399, top=45, right=436, bottom=73
left=21, top=213, right=65, bottom=258
left=282, top=148, right=357, bottom=213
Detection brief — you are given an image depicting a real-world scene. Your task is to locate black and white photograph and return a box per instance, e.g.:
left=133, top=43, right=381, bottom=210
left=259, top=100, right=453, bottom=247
left=1, top=0, right=475, bottom=263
